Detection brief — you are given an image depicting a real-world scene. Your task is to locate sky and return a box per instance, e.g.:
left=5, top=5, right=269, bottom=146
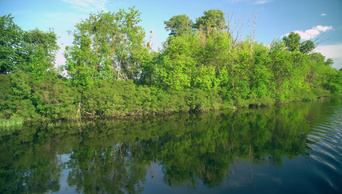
left=1, top=0, right=342, bottom=70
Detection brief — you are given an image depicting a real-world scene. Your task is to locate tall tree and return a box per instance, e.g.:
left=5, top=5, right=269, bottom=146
left=193, top=9, right=226, bottom=33
left=282, top=32, right=301, bottom=52
left=0, top=14, right=59, bottom=79
left=22, top=28, right=59, bottom=80
left=283, top=32, right=316, bottom=54
left=325, top=58, right=334, bottom=67
left=164, top=14, right=193, bottom=37
left=299, top=40, right=315, bottom=54
left=64, top=7, right=148, bottom=88
left=0, top=14, right=23, bottom=74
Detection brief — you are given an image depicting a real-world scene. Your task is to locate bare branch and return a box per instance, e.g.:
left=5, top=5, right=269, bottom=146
left=226, top=11, right=245, bottom=48
left=249, top=11, right=258, bottom=51
left=312, top=31, right=328, bottom=47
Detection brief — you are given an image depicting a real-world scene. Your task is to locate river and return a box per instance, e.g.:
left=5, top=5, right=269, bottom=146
left=0, top=96, right=341, bottom=193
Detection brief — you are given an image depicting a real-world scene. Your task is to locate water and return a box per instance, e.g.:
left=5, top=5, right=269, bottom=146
left=0, top=97, right=341, bottom=193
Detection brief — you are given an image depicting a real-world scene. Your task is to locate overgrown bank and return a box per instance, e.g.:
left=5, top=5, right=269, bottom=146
left=1, top=9, right=342, bottom=122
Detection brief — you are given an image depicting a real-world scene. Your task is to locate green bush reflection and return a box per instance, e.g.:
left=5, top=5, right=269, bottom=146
left=0, top=97, right=340, bottom=193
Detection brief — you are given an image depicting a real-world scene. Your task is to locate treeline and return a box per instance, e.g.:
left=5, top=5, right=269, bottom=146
left=1, top=8, right=341, bottom=121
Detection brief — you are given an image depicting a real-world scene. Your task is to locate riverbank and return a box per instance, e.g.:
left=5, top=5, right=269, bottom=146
left=0, top=77, right=336, bottom=127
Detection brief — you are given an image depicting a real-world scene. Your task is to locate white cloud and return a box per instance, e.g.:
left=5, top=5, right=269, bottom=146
left=293, top=29, right=320, bottom=40
left=321, top=13, right=326, bottom=16
left=315, top=44, right=342, bottom=59
left=315, top=43, right=342, bottom=70
left=313, top=25, right=333, bottom=32
left=284, top=25, right=334, bottom=40
left=62, top=0, right=109, bottom=12
left=253, top=0, right=272, bottom=4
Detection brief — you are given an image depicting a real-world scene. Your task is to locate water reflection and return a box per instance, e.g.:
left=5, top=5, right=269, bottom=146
left=0, top=97, right=341, bottom=193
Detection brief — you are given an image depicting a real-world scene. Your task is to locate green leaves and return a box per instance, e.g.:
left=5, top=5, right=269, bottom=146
left=32, top=79, right=80, bottom=120
left=0, top=14, right=23, bottom=74
left=164, top=14, right=193, bottom=37
left=193, top=9, right=226, bottom=33
left=156, top=33, right=199, bottom=90
left=283, top=32, right=301, bottom=52
left=1, top=9, right=341, bottom=122
left=64, top=7, right=149, bottom=88
left=300, top=40, right=315, bottom=54
left=283, top=32, right=316, bottom=54
left=0, top=15, right=59, bottom=79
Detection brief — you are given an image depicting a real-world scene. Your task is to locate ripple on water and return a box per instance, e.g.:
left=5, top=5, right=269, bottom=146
left=306, top=105, right=342, bottom=192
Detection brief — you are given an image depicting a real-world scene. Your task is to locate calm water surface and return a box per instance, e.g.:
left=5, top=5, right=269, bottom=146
left=0, top=97, right=342, bottom=193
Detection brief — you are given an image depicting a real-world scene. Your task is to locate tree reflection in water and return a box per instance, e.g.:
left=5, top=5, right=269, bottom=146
left=0, top=97, right=341, bottom=193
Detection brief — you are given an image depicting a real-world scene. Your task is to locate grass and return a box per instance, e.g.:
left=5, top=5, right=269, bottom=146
left=0, top=117, right=24, bottom=130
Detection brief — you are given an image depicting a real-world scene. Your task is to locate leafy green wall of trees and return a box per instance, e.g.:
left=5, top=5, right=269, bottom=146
left=1, top=9, right=341, bottom=121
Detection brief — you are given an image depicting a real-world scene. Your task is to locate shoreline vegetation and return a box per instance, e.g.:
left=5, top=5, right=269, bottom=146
left=1, top=8, right=342, bottom=125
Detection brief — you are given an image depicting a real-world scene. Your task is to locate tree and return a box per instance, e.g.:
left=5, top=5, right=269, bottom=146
left=0, top=14, right=23, bottom=74
left=155, top=33, right=199, bottom=90
left=64, top=7, right=148, bottom=88
left=299, top=40, right=315, bottom=54
left=283, top=32, right=301, bottom=52
left=283, top=32, right=316, bottom=54
left=310, top=52, right=326, bottom=64
left=325, top=58, right=333, bottom=66
left=22, top=28, right=59, bottom=80
left=193, top=9, right=226, bottom=33
left=0, top=14, right=59, bottom=121
left=164, top=15, right=193, bottom=37
left=0, top=14, right=59, bottom=79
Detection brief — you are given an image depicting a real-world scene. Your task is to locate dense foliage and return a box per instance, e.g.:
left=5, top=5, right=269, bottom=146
left=1, top=8, right=341, bottom=121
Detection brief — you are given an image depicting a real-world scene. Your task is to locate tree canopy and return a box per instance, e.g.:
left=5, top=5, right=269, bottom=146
left=164, top=14, right=193, bottom=37
left=0, top=9, right=341, bottom=122
left=283, top=32, right=301, bottom=52
left=0, top=14, right=23, bottom=74
left=193, top=9, right=226, bottom=32
left=283, top=32, right=315, bottom=54
left=64, top=7, right=149, bottom=88
left=0, top=14, right=59, bottom=79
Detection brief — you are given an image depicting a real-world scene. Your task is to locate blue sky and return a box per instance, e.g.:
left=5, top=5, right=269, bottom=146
left=1, top=0, right=342, bottom=69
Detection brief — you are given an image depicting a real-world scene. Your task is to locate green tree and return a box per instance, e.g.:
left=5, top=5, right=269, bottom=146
left=325, top=58, right=334, bottom=66
left=64, top=7, right=148, bottom=88
left=249, top=42, right=274, bottom=105
left=155, top=33, right=200, bottom=90
left=299, top=40, right=315, bottom=54
left=310, top=52, right=326, bottom=63
left=0, top=14, right=24, bottom=73
left=0, top=14, right=59, bottom=79
left=32, top=78, right=80, bottom=120
left=22, top=28, right=59, bottom=80
left=0, top=14, right=59, bottom=120
left=8, top=72, right=39, bottom=119
left=283, top=32, right=301, bottom=52
left=164, top=14, right=193, bottom=37
left=0, top=74, right=14, bottom=118
left=193, top=9, right=226, bottom=33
